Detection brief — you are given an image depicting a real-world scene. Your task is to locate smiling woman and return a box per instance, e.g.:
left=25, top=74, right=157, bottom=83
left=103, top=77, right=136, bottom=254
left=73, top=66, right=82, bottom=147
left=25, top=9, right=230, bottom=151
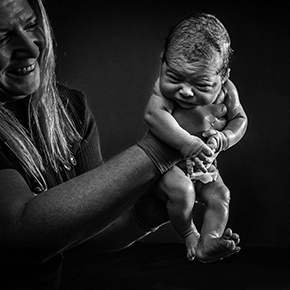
left=0, top=0, right=79, bottom=190
left=0, top=0, right=44, bottom=101
left=0, top=0, right=190, bottom=289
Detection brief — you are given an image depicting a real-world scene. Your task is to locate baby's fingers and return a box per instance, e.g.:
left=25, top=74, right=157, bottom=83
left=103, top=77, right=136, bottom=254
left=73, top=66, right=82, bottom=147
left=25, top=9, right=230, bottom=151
left=200, top=143, right=214, bottom=157
left=192, top=157, right=207, bottom=173
left=202, top=129, right=217, bottom=138
left=207, top=137, right=218, bottom=151
left=194, top=144, right=214, bottom=173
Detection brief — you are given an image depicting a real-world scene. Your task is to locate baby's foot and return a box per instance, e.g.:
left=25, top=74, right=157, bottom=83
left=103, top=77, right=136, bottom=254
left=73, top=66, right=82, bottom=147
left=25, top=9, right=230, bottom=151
left=196, top=228, right=240, bottom=263
left=184, top=232, right=200, bottom=261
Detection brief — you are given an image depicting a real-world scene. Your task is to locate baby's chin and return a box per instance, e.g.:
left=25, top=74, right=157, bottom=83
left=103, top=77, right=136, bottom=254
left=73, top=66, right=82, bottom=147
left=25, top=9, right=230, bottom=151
left=176, top=101, right=198, bottom=109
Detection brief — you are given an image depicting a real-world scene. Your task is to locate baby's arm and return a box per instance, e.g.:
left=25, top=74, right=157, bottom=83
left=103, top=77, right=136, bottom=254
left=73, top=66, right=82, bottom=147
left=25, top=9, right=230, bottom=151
left=145, top=92, right=187, bottom=151
left=144, top=81, right=213, bottom=169
left=205, top=80, right=248, bottom=152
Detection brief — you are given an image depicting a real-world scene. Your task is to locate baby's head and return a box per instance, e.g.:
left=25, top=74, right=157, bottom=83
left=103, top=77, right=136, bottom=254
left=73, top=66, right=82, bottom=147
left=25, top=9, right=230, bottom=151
left=162, top=13, right=232, bottom=79
left=159, top=13, right=233, bottom=108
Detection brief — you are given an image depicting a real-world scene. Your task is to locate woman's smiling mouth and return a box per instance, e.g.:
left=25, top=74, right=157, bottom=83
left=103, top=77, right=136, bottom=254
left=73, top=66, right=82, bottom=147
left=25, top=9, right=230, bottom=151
left=8, top=63, right=36, bottom=76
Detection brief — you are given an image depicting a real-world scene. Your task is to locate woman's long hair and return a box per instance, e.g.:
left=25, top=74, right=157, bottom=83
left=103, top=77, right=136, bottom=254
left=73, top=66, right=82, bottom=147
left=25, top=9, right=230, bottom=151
left=0, top=0, right=81, bottom=191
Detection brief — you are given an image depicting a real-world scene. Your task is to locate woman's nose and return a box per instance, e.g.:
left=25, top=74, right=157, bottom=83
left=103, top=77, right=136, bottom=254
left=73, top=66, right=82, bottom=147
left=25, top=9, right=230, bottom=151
left=13, top=31, right=41, bottom=59
left=179, top=85, right=194, bottom=98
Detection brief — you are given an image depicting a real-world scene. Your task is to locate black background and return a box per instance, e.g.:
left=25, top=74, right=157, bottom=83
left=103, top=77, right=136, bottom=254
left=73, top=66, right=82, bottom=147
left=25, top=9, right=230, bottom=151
left=47, top=0, right=290, bottom=248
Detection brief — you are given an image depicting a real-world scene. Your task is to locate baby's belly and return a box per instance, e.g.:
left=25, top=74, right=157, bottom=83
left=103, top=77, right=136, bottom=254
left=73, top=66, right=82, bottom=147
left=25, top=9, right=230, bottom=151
left=173, top=104, right=227, bottom=137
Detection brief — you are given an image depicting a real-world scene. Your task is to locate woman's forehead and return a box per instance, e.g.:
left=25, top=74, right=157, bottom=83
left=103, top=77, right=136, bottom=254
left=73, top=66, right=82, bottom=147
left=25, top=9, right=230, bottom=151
left=0, top=0, right=35, bottom=28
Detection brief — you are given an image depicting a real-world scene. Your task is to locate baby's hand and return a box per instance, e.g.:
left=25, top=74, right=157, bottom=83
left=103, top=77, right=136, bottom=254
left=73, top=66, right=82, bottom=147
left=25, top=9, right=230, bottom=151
left=203, top=129, right=228, bottom=153
left=181, top=135, right=214, bottom=172
left=205, top=130, right=219, bottom=151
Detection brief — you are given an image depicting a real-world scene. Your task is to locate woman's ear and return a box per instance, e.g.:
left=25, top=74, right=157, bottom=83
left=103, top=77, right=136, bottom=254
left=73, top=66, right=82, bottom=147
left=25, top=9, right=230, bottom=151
left=160, top=52, right=165, bottom=62
left=222, top=68, right=231, bottom=84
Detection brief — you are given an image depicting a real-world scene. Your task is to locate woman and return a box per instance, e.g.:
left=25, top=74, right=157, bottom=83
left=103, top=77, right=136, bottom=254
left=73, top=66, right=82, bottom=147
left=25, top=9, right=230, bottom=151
left=0, top=0, right=229, bottom=289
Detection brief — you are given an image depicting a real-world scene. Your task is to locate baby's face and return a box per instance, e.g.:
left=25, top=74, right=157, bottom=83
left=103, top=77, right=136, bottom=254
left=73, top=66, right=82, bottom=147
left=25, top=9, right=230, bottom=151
left=160, top=60, right=225, bottom=109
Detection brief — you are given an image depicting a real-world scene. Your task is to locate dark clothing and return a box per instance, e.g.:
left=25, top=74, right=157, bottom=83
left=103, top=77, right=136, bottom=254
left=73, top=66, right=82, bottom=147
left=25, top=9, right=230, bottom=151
left=0, top=85, right=103, bottom=289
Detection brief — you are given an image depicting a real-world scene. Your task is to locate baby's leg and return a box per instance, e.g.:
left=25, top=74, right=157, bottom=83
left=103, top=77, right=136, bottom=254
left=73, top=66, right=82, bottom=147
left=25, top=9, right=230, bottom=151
left=195, top=168, right=240, bottom=262
left=157, top=166, right=200, bottom=261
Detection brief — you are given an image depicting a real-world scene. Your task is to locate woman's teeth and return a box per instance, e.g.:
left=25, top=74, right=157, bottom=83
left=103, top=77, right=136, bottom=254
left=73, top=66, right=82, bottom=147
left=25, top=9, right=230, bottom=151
left=13, top=63, right=36, bottom=75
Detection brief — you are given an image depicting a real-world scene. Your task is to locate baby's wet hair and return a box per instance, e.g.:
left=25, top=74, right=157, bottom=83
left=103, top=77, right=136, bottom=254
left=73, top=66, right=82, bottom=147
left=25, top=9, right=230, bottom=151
left=163, top=13, right=233, bottom=78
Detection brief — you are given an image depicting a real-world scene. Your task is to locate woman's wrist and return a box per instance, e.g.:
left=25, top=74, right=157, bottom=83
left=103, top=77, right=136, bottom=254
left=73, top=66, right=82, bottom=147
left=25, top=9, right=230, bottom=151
left=137, top=131, right=182, bottom=174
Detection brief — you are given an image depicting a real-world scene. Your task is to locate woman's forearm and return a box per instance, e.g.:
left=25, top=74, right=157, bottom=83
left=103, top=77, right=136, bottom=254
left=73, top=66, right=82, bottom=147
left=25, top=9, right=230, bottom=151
left=2, top=145, right=161, bottom=263
left=69, top=208, right=152, bottom=254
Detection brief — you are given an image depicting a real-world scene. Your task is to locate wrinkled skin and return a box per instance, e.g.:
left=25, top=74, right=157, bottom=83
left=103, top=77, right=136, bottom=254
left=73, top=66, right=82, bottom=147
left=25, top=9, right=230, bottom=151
left=173, top=103, right=227, bottom=138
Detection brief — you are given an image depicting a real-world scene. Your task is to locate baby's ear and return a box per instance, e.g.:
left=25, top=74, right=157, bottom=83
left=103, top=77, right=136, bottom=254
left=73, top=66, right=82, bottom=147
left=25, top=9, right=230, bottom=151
left=222, top=68, right=231, bottom=84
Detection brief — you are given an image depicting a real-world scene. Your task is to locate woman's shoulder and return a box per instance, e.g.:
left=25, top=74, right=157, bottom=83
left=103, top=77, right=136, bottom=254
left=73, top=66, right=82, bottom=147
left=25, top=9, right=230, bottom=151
left=57, top=83, right=87, bottom=110
left=56, top=83, right=98, bottom=140
left=57, top=83, right=92, bottom=127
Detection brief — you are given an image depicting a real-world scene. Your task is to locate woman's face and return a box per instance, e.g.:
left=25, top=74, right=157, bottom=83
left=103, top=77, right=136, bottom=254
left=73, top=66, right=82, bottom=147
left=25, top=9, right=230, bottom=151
left=0, top=0, right=45, bottom=103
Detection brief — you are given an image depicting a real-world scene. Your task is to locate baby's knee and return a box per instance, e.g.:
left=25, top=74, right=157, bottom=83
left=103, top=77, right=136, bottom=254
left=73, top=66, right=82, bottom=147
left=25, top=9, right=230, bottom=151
left=205, top=184, right=230, bottom=207
left=176, top=179, right=195, bottom=202
left=162, top=175, right=195, bottom=204
left=218, top=185, right=230, bottom=204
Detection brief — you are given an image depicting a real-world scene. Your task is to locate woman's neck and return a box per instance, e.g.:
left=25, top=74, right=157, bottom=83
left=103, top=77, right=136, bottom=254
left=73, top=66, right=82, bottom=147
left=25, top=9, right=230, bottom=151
left=5, top=96, right=30, bottom=128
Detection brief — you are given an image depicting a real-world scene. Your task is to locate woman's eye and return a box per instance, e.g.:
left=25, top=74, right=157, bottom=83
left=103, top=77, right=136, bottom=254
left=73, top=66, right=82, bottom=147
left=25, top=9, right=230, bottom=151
left=25, top=21, right=39, bottom=31
left=0, top=34, right=9, bottom=44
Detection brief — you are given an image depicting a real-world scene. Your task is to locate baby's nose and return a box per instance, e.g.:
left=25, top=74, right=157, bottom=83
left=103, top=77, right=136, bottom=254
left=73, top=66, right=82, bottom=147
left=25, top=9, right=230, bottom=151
left=179, top=85, right=194, bottom=98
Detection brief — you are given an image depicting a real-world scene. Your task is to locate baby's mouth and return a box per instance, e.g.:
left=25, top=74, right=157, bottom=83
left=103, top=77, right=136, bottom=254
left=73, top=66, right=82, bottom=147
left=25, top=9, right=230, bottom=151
left=177, top=100, right=197, bottom=109
left=8, top=63, right=36, bottom=76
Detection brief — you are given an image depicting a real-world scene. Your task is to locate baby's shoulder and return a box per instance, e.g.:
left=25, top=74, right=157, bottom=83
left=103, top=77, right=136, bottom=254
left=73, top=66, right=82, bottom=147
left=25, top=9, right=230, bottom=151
left=213, top=88, right=226, bottom=105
